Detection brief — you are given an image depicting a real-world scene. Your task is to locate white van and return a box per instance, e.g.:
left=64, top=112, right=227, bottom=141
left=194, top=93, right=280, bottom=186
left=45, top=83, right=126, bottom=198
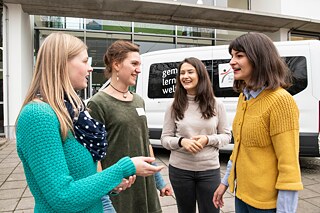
left=136, top=40, right=320, bottom=157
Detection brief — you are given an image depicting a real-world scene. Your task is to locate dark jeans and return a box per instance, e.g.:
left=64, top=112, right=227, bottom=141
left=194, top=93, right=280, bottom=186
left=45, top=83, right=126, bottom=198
left=235, top=196, right=276, bottom=213
left=169, top=164, right=220, bottom=213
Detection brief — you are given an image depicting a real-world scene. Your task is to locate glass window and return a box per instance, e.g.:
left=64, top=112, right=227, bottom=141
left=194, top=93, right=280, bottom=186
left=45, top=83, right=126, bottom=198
left=50, top=16, right=65, bottom=28
left=135, top=22, right=174, bottom=35
left=86, top=19, right=131, bottom=32
left=216, top=29, right=247, bottom=43
left=91, top=68, right=107, bottom=96
left=285, top=56, right=308, bottom=96
left=147, top=59, right=239, bottom=99
left=78, top=88, right=88, bottom=100
left=215, top=40, right=231, bottom=45
left=177, top=37, right=213, bottom=48
left=0, top=12, right=2, bottom=47
left=86, top=19, right=103, bottom=31
left=148, top=62, right=179, bottom=98
left=35, top=30, right=85, bottom=57
left=177, top=26, right=215, bottom=38
left=211, top=59, right=239, bottom=97
left=34, top=15, right=45, bottom=27
left=134, top=35, right=175, bottom=54
left=216, top=0, right=249, bottom=9
left=66, top=17, right=84, bottom=30
left=0, top=104, right=3, bottom=133
left=0, top=47, right=2, bottom=70
left=146, top=56, right=307, bottom=99
left=34, top=16, right=84, bottom=29
left=86, top=32, right=131, bottom=67
left=35, top=16, right=65, bottom=28
left=291, top=33, right=320, bottom=41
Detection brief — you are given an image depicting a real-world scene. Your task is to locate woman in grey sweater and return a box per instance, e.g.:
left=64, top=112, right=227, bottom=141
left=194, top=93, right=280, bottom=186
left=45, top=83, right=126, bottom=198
left=161, top=57, right=231, bottom=213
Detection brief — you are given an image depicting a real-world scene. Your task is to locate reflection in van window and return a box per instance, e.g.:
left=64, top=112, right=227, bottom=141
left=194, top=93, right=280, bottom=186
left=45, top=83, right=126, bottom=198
left=285, top=56, right=308, bottom=96
left=147, top=56, right=307, bottom=99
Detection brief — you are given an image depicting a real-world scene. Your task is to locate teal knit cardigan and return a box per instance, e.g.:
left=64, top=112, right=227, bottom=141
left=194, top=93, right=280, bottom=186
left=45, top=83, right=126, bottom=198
left=16, top=102, right=136, bottom=213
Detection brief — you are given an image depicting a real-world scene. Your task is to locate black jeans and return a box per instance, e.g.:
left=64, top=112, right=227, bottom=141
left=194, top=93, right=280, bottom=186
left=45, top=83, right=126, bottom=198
left=169, top=165, right=220, bottom=213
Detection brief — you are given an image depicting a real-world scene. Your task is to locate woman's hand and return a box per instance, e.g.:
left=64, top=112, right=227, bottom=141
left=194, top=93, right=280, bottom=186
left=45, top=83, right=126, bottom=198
left=212, top=183, right=228, bottom=208
left=191, top=135, right=209, bottom=147
left=159, top=184, right=173, bottom=197
left=131, top=156, right=164, bottom=177
left=181, top=138, right=203, bottom=153
left=111, top=175, right=136, bottom=193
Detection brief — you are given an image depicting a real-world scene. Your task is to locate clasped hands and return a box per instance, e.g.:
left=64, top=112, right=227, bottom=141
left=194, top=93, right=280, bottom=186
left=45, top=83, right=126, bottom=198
left=180, top=135, right=208, bottom=154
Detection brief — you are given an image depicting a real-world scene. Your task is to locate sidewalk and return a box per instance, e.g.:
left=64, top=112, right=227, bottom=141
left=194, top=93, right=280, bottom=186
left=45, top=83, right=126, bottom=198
left=1, top=140, right=320, bottom=212
left=0, top=139, right=231, bottom=213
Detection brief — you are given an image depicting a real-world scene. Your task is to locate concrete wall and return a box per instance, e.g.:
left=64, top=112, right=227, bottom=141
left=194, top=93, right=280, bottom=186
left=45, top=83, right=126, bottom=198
left=250, top=0, right=286, bottom=41
left=281, top=0, right=320, bottom=20
left=250, top=0, right=320, bottom=41
left=4, top=4, right=33, bottom=139
left=251, top=0, right=281, bottom=14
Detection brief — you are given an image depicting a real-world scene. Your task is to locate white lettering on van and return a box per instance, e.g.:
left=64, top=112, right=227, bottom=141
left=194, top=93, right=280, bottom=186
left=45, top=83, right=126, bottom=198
left=162, top=67, right=178, bottom=95
left=162, top=68, right=178, bottom=78
left=162, top=85, right=176, bottom=94
left=162, top=78, right=176, bottom=86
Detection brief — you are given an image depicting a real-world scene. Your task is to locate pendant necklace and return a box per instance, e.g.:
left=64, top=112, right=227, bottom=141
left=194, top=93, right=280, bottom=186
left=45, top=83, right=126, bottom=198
left=109, top=84, right=129, bottom=98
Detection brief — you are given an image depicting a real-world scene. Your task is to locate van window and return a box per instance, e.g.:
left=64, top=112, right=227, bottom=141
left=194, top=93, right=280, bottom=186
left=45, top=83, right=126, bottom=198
left=147, top=56, right=307, bottom=98
left=211, top=59, right=239, bottom=97
left=148, top=62, right=179, bottom=98
left=285, top=56, right=308, bottom=96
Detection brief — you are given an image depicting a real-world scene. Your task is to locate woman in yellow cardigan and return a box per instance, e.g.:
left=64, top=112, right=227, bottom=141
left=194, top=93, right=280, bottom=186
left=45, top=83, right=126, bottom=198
left=213, top=32, right=303, bottom=213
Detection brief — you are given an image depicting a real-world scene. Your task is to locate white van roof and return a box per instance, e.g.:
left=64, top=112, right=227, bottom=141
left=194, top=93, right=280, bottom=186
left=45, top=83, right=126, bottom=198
left=141, top=40, right=320, bottom=57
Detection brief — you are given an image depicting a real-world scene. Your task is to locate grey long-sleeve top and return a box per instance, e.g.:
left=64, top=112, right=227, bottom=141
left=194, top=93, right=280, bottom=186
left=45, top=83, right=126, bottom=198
left=161, top=95, right=231, bottom=171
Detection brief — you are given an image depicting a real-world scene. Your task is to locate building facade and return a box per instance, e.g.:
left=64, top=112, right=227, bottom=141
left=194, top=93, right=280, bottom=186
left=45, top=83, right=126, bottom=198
left=2, top=0, right=320, bottom=139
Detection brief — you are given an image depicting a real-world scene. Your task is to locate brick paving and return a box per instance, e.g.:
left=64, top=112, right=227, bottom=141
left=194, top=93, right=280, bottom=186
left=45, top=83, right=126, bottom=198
left=1, top=139, right=320, bottom=213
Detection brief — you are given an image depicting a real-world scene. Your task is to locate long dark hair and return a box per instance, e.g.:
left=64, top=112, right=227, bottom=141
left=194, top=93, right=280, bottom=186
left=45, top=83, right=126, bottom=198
left=172, top=57, right=216, bottom=120
left=229, top=32, right=292, bottom=92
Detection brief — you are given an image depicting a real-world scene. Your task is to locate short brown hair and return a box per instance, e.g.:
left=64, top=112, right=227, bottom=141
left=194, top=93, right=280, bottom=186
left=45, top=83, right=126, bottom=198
left=103, top=40, right=139, bottom=78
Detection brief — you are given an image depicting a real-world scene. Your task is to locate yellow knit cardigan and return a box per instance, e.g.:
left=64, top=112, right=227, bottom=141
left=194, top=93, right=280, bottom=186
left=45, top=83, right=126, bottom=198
left=228, top=88, right=303, bottom=209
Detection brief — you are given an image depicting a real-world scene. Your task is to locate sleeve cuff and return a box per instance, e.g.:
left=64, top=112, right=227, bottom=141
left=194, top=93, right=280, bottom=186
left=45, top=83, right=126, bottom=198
left=117, top=156, right=136, bottom=178
left=152, top=162, right=166, bottom=190
left=178, top=137, right=184, bottom=147
left=221, top=160, right=233, bottom=187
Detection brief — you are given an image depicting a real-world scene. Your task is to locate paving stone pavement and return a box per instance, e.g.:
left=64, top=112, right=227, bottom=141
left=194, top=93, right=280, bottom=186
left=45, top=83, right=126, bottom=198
left=1, top=139, right=320, bottom=213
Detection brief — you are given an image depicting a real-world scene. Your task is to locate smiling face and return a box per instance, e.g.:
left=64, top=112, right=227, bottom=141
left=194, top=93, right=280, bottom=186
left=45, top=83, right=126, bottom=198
left=179, top=62, right=199, bottom=95
left=68, top=49, right=93, bottom=90
left=115, top=51, right=141, bottom=86
left=229, top=49, right=253, bottom=84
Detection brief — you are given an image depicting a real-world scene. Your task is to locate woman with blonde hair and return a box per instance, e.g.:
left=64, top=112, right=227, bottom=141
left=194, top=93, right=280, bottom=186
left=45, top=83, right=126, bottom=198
left=15, top=33, right=163, bottom=213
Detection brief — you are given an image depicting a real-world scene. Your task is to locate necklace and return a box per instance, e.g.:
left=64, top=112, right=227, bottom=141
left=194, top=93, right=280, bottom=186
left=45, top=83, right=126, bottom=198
left=109, top=84, right=129, bottom=98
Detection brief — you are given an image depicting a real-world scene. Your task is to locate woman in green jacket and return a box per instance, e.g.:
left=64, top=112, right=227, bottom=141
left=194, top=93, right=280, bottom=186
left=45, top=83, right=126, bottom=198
left=15, top=33, right=163, bottom=213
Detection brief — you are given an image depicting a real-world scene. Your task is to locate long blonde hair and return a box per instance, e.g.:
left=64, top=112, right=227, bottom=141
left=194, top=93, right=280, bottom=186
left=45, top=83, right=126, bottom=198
left=19, top=32, right=87, bottom=140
